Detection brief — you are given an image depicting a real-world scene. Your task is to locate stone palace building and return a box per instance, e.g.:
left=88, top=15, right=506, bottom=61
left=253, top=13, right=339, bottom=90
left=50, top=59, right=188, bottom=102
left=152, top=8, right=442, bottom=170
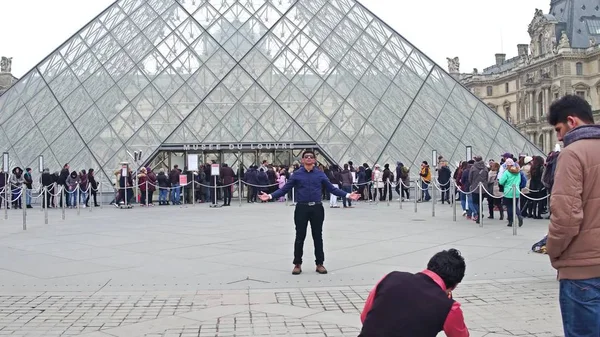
left=455, top=1, right=600, bottom=154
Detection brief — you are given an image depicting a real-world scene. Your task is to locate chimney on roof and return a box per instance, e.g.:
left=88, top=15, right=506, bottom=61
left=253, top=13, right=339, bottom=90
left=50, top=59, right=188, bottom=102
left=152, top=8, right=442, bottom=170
left=495, top=53, right=506, bottom=66
left=517, top=44, right=529, bottom=57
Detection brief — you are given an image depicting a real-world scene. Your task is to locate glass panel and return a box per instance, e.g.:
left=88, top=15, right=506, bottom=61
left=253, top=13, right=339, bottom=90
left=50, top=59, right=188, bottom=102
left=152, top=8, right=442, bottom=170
left=0, top=93, right=24, bottom=127
left=89, top=126, right=125, bottom=166
left=414, top=142, right=434, bottom=170
left=428, top=67, right=456, bottom=100
left=3, top=107, right=35, bottom=145
left=110, top=105, right=142, bottom=142
left=183, top=103, right=220, bottom=140
left=311, top=83, right=343, bottom=119
left=326, top=65, right=358, bottom=98
left=25, top=86, right=59, bottom=123
left=99, top=5, right=127, bottom=30
left=380, top=83, right=411, bottom=119
left=176, top=18, right=204, bottom=46
left=300, top=0, right=327, bottom=16
left=61, top=86, right=95, bottom=121
left=158, top=32, right=187, bottom=63
left=340, top=144, right=371, bottom=170
left=147, top=103, right=183, bottom=140
left=124, top=34, right=155, bottom=64
left=353, top=33, right=382, bottom=63
left=241, top=123, right=276, bottom=142
left=38, top=147, right=61, bottom=172
left=172, top=49, right=203, bottom=80
left=316, top=123, right=351, bottom=163
left=70, top=51, right=102, bottom=82
left=222, top=31, right=254, bottom=61
left=167, top=124, right=201, bottom=144
left=223, top=3, right=252, bottom=28
left=37, top=106, right=70, bottom=144
left=288, top=32, right=317, bottom=62
left=257, top=65, right=289, bottom=98
left=190, top=32, right=220, bottom=62
left=60, top=36, right=88, bottom=64
left=336, top=17, right=362, bottom=47
left=448, top=85, right=478, bottom=118
left=285, top=4, right=311, bottom=30
left=167, top=83, right=201, bottom=118
left=339, top=49, right=368, bottom=80
left=276, top=83, right=309, bottom=118
left=251, top=3, right=281, bottom=32
left=281, top=122, right=313, bottom=142
left=307, top=48, right=337, bottom=79
left=208, top=0, right=236, bottom=15
left=461, top=122, right=493, bottom=160
left=0, top=127, right=10, bottom=155
left=292, top=66, right=323, bottom=98
left=204, top=84, right=236, bottom=119
left=49, top=127, right=85, bottom=167
left=355, top=123, right=387, bottom=162
left=333, top=102, right=366, bottom=139
left=208, top=17, right=237, bottom=45
left=346, top=83, right=378, bottom=119
left=360, top=66, right=391, bottom=99
left=303, top=17, right=331, bottom=45
left=192, top=3, right=221, bottom=29
left=394, top=66, right=424, bottom=98
left=258, top=103, right=293, bottom=140
left=38, top=53, right=68, bottom=83
left=119, top=0, right=144, bottom=14
left=204, top=48, right=236, bottom=80
left=68, top=148, right=101, bottom=175
left=368, top=103, right=400, bottom=138
left=73, top=105, right=108, bottom=143
left=475, top=103, right=502, bottom=134
left=222, top=103, right=256, bottom=141
left=426, top=122, right=461, bottom=162
left=372, top=48, right=401, bottom=81
left=95, top=86, right=130, bottom=122
left=347, top=5, right=373, bottom=29
left=104, top=49, right=136, bottom=82
left=126, top=125, right=162, bottom=163
left=144, top=17, right=173, bottom=46
left=12, top=127, right=48, bottom=171
left=414, top=83, right=446, bottom=119
left=48, top=68, right=80, bottom=101
left=79, top=20, right=108, bottom=47
left=404, top=102, right=436, bottom=137
left=112, top=18, right=141, bottom=46
left=147, top=0, right=172, bottom=15
left=330, top=0, right=353, bottom=14
left=116, top=66, right=149, bottom=100
left=240, top=48, right=270, bottom=79
left=316, top=3, right=345, bottom=30
left=131, top=85, right=166, bottom=121
left=405, top=51, right=433, bottom=80
left=389, top=122, right=423, bottom=164
left=91, top=34, right=121, bottom=64
left=187, top=66, right=219, bottom=100
left=152, top=66, right=186, bottom=100
left=378, top=144, right=413, bottom=176
left=203, top=123, right=237, bottom=143
left=365, top=19, right=392, bottom=46
left=14, top=70, right=46, bottom=103
left=255, top=32, right=286, bottom=61
left=129, top=3, right=159, bottom=30
left=273, top=49, right=303, bottom=80
left=161, top=3, right=188, bottom=30
left=295, top=102, right=329, bottom=139
left=437, top=102, right=470, bottom=137
left=138, top=50, right=170, bottom=81
left=240, top=84, right=273, bottom=119
left=178, top=0, right=205, bottom=15
left=84, top=67, right=116, bottom=101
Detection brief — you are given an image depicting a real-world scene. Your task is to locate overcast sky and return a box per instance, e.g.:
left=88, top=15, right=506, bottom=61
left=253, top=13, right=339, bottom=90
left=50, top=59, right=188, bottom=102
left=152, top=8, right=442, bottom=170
left=1, top=0, right=549, bottom=78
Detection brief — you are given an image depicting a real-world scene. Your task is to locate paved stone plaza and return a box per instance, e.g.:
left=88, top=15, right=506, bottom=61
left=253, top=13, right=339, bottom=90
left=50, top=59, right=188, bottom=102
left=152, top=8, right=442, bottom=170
left=0, top=200, right=562, bottom=336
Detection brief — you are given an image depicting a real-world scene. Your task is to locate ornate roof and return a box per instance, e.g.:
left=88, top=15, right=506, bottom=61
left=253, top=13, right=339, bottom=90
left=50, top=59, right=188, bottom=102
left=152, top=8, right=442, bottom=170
left=550, top=0, right=600, bottom=48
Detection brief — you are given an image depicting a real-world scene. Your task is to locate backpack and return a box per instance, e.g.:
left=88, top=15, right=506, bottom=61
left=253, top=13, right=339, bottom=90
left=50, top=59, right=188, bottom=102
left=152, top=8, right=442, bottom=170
left=519, top=171, right=527, bottom=190
left=542, top=151, right=559, bottom=192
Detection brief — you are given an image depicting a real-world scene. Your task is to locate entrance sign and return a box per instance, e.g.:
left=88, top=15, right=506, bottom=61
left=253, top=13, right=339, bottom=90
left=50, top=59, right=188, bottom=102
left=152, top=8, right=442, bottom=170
left=187, top=154, right=199, bottom=171
left=211, top=164, right=220, bottom=176
left=121, top=164, right=128, bottom=177
left=182, top=143, right=299, bottom=151
left=179, top=175, right=187, bottom=185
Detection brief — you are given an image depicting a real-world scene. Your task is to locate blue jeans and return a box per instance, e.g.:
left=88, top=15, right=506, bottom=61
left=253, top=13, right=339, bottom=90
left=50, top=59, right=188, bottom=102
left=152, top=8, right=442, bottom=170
left=460, top=192, right=466, bottom=211
left=421, top=181, right=430, bottom=201
left=560, top=278, right=600, bottom=337
left=342, top=185, right=352, bottom=207
left=69, top=190, right=77, bottom=206
left=171, top=184, right=180, bottom=204
left=159, top=189, right=168, bottom=204
left=26, top=188, right=32, bottom=206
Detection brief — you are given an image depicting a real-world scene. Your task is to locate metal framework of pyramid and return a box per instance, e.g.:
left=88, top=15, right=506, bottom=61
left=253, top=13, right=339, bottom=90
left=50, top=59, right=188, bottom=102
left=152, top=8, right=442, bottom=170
left=0, top=0, right=542, bottom=184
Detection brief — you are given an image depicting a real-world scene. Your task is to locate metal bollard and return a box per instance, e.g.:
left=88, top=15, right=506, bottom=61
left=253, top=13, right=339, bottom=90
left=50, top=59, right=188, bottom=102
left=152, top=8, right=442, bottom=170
left=238, top=180, right=242, bottom=207
left=88, top=184, right=92, bottom=212
left=61, top=186, right=65, bottom=220
left=431, top=181, right=436, bottom=217
left=22, top=186, right=26, bottom=230
left=99, top=179, right=103, bottom=209
left=452, top=181, right=457, bottom=222
left=387, top=180, right=390, bottom=207
left=478, top=183, right=483, bottom=227
left=414, top=182, right=418, bottom=213
left=399, top=182, right=403, bottom=210
left=4, top=184, right=8, bottom=220
left=512, top=184, right=518, bottom=236
left=292, top=187, right=296, bottom=206
left=146, top=179, right=150, bottom=207
left=44, top=187, right=48, bottom=225
left=77, top=186, right=81, bottom=216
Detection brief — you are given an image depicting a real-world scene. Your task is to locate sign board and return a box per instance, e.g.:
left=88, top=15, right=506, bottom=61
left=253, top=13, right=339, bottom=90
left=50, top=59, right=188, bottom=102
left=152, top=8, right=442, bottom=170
left=38, top=156, right=44, bottom=173
left=351, top=172, right=356, bottom=183
left=187, top=154, right=199, bottom=171
left=2, top=152, right=8, bottom=172
left=179, top=175, right=187, bottom=185
left=211, top=164, right=220, bottom=176
left=121, top=164, right=128, bottom=177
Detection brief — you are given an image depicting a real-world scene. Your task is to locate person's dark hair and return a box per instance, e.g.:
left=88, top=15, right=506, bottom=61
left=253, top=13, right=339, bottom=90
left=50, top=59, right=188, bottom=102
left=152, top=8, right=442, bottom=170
left=302, top=149, right=315, bottom=158
left=548, top=94, right=594, bottom=125
left=384, top=163, right=389, bottom=169
left=348, top=161, right=353, bottom=166
left=427, top=249, right=466, bottom=289
left=362, top=163, right=369, bottom=168
left=467, top=160, right=475, bottom=165
left=344, top=163, right=348, bottom=170
left=422, top=161, right=428, bottom=165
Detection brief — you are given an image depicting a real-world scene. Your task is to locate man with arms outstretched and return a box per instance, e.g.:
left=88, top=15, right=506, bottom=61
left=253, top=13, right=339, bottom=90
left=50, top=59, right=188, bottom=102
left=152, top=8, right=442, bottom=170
left=259, top=150, right=360, bottom=275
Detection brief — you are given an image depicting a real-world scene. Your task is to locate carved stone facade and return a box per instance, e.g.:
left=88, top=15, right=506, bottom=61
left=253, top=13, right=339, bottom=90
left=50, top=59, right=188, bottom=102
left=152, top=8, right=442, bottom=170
left=0, top=56, right=16, bottom=95
left=457, top=7, right=600, bottom=154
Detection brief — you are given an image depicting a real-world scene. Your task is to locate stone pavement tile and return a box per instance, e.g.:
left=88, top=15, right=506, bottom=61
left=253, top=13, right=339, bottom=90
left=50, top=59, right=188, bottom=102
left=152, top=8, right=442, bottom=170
left=102, top=316, right=201, bottom=337
left=302, top=310, right=362, bottom=329
left=177, top=305, right=249, bottom=322
left=250, top=303, right=322, bottom=318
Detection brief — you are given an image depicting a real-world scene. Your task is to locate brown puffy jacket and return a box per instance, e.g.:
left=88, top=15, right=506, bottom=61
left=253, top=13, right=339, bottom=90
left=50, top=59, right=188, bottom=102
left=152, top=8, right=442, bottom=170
left=548, top=138, right=600, bottom=280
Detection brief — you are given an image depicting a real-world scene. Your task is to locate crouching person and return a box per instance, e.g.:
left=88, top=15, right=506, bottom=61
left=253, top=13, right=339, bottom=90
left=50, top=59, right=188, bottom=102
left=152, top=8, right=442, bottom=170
left=359, top=249, right=469, bottom=337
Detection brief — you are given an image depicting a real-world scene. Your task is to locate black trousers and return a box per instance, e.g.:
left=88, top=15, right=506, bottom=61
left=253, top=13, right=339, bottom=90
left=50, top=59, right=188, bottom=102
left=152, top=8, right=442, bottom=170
left=223, top=185, right=232, bottom=205
left=293, top=204, right=325, bottom=265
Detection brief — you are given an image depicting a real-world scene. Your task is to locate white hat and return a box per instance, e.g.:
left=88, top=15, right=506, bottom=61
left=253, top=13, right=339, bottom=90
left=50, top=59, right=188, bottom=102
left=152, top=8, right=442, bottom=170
left=524, top=156, right=533, bottom=164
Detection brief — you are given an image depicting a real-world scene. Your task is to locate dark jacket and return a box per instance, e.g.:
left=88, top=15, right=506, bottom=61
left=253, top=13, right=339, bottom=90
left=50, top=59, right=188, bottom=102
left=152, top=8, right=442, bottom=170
left=24, top=171, right=33, bottom=189
left=357, top=167, right=366, bottom=184
left=468, top=161, right=488, bottom=193
left=88, top=174, right=98, bottom=191
left=58, top=168, right=69, bottom=185
left=147, top=171, right=157, bottom=192
left=438, top=166, right=451, bottom=186
left=41, top=172, right=53, bottom=187
left=79, top=173, right=88, bottom=189
left=220, top=166, right=236, bottom=185
left=340, top=169, right=353, bottom=187
left=169, top=169, right=180, bottom=184
left=244, top=168, right=258, bottom=185
left=157, top=172, right=169, bottom=188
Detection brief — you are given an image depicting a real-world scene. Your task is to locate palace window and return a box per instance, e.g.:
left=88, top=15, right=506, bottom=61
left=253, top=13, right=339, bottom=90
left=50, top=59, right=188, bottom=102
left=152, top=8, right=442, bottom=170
left=553, top=64, right=558, bottom=76
left=576, top=90, right=586, bottom=99
left=505, top=82, right=509, bottom=93
left=576, top=62, right=583, bottom=75
left=486, top=86, right=493, bottom=96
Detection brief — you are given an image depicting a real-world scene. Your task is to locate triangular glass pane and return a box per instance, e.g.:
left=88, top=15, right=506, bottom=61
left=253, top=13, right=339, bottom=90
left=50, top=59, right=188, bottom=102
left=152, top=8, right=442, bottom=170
left=104, top=50, right=137, bottom=82
left=257, top=65, right=289, bottom=98
left=334, top=103, right=366, bottom=139
left=300, top=0, right=327, bottom=15
left=176, top=18, right=205, bottom=46
left=158, top=32, right=187, bottom=63
left=99, top=5, right=127, bottom=30
left=316, top=123, right=352, bottom=163
left=147, top=103, right=183, bottom=141
left=112, top=18, right=141, bottom=46
left=3, top=106, right=35, bottom=145
left=241, top=123, right=276, bottom=142
left=385, top=34, right=412, bottom=64
left=37, top=106, right=70, bottom=144
left=172, top=49, right=203, bottom=80
left=48, top=68, right=80, bottom=101
left=209, top=0, right=236, bottom=15
left=311, top=83, right=344, bottom=119
left=161, top=3, right=188, bottom=30
left=353, top=33, right=382, bottom=63
left=147, top=0, right=174, bottom=15
left=254, top=32, right=286, bottom=61
left=152, top=66, right=186, bottom=100
left=60, top=36, right=88, bottom=64
left=204, top=84, right=236, bottom=119
left=84, top=67, right=116, bottom=102
left=448, top=85, right=478, bottom=118
left=405, top=51, right=433, bottom=80
left=288, top=33, right=318, bottom=62
left=126, top=125, right=162, bottom=161
left=49, top=127, right=85, bottom=167
left=317, top=3, right=345, bottom=30
left=380, top=84, right=411, bottom=119
left=177, top=0, right=204, bottom=15
left=144, top=17, right=174, bottom=45
left=302, top=18, right=331, bottom=45
left=258, top=104, right=293, bottom=140
left=307, top=48, right=337, bottom=79
left=184, top=103, right=220, bottom=138
left=240, top=84, right=273, bottom=119
left=326, top=65, right=358, bottom=98
left=124, top=33, right=155, bottom=64
left=12, top=127, right=48, bottom=171
left=38, top=53, right=68, bottom=83
left=79, top=20, right=108, bottom=47
left=208, top=17, right=237, bottom=44
left=222, top=31, right=254, bottom=61
left=189, top=32, right=220, bottom=62
left=120, top=0, right=145, bottom=15
left=116, top=67, right=149, bottom=101
left=295, top=102, right=329, bottom=138
left=109, top=105, right=139, bottom=142
left=360, top=66, right=392, bottom=100
left=129, top=3, right=159, bottom=30
left=203, top=123, right=237, bottom=143
left=91, top=33, right=121, bottom=64
left=428, top=67, right=456, bottom=100
left=187, top=66, right=219, bottom=99
left=61, top=86, right=95, bottom=121
left=192, top=3, right=221, bottom=29
left=168, top=83, right=202, bottom=118
left=139, top=50, right=170, bottom=81
left=276, top=84, right=309, bottom=118
left=70, top=51, right=102, bottom=82
left=337, top=17, right=363, bottom=47
left=340, top=144, right=371, bottom=169
left=282, top=122, right=313, bottom=142
left=273, top=49, right=303, bottom=80
left=131, top=85, right=166, bottom=121
left=13, top=70, right=46, bottom=103
left=365, top=19, right=393, bottom=46
left=340, top=49, right=369, bottom=80
left=25, top=86, right=59, bottom=123
left=222, top=66, right=254, bottom=100
left=394, top=66, right=424, bottom=98
left=240, top=48, right=270, bottom=79
left=90, top=126, right=125, bottom=166
left=95, top=86, right=130, bottom=122
left=438, top=102, right=470, bottom=136
left=223, top=2, right=253, bottom=28
left=73, top=105, right=108, bottom=143
left=166, top=123, right=201, bottom=144
left=389, top=122, right=423, bottom=165
left=68, top=147, right=102, bottom=176
left=285, top=4, right=312, bottom=30
left=292, top=66, right=323, bottom=98
left=241, top=0, right=267, bottom=14
left=368, top=103, right=401, bottom=138
left=372, top=48, right=401, bottom=82
left=204, top=48, right=236, bottom=80
left=222, top=103, right=256, bottom=140
left=404, top=102, right=436, bottom=137
left=238, top=15, right=268, bottom=44
left=414, top=83, right=446, bottom=119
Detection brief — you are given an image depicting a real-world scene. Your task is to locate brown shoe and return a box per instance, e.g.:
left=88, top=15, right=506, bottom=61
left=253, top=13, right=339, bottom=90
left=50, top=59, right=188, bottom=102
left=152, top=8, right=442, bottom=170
left=292, top=264, right=302, bottom=275
left=316, top=264, right=328, bottom=274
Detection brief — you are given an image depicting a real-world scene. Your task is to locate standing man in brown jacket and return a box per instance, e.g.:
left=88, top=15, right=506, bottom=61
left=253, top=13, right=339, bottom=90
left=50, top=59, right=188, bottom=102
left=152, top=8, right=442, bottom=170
left=547, top=95, right=600, bottom=337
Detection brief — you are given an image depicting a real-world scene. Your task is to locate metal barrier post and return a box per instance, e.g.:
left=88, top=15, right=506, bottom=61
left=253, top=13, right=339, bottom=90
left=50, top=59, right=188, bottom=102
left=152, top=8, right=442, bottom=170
left=192, top=177, right=196, bottom=206
left=399, top=182, right=403, bottom=210
left=479, top=183, right=483, bottom=227
left=145, top=179, right=149, bottom=207
left=291, top=187, right=296, bottom=206
left=238, top=179, right=242, bottom=207
left=44, top=186, right=48, bottom=225
left=4, top=184, right=8, bottom=220
left=22, top=186, right=26, bottom=230
left=77, top=186, right=81, bottom=216
left=88, top=183, right=92, bottom=212
left=431, top=180, right=436, bottom=217
left=452, top=181, right=457, bottom=222
left=387, top=179, right=390, bottom=207
left=124, top=184, right=128, bottom=208
left=99, top=178, right=103, bottom=209
left=61, top=186, right=65, bottom=220
left=512, top=184, right=518, bottom=236
left=414, top=181, right=418, bottom=213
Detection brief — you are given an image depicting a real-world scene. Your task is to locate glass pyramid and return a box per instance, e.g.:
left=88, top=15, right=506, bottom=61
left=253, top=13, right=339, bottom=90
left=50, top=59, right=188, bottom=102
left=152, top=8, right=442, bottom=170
left=0, top=0, right=542, bottom=184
